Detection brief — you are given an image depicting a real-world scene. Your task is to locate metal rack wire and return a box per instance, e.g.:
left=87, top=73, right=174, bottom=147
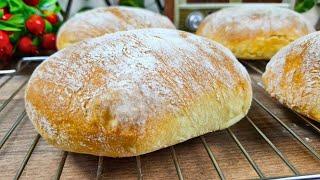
left=0, top=1, right=320, bottom=179
left=0, top=59, right=319, bottom=180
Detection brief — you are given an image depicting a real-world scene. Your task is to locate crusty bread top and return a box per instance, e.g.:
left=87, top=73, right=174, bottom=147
left=262, top=31, right=320, bottom=120
left=26, top=28, right=251, bottom=137
left=56, top=6, right=175, bottom=49
left=197, top=5, right=314, bottom=42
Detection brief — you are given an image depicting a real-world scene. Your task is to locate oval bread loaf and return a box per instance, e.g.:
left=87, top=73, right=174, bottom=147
left=262, top=31, right=320, bottom=121
left=56, top=6, right=175, bottom=50
left=196, top=5, right=315, bottom=60
left=26, top=29, right=252, bottom=157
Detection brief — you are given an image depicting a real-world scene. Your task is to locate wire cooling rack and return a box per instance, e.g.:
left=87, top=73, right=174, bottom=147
left=1, top=1, right=320, bottom=179
left=0, top=58, right=320, bottom=180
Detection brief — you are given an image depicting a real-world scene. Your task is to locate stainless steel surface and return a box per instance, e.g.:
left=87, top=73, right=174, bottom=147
left=185, top=11, right=204, bottom=31
left=0, top=70, right=16, bottom=75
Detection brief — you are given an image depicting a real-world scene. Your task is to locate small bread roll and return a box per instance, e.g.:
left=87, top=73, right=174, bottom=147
left=56, top=6, right=175, bottom=50
left=25, top=29, right=252, bottom=157
left=262, top=31, right=320, bottom=121
left=196, top=6, right=315, bottom=60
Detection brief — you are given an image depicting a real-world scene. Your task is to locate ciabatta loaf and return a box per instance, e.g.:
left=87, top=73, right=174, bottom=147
left=56, top=6, right=175, bottom=50
left=196, top=5, right=315, bottom=60
left=26, top=29, right=252, bottom=157
left=263, top=31, right=320, bottom=121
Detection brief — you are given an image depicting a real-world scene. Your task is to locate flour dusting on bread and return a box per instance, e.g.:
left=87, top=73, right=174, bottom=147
left=196, top=5, right=315, bottom=60
left=32, top=29, right=249, bottom=126
left=57, top=6, right=175, bottom=49
left=263, top=31, right=320, bottom=121
left=202, top=6, right=314, bottom=34
left=26, top=28, right=252, bottom=157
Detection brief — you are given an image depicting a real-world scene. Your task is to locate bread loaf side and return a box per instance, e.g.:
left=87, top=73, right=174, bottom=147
left=263, top=31, right=320, bottom=121
left=56, top=6, right=175, bottom=50
left=26, top=29, right=252, bottom=157
left=196, top=6, right=315, bottom=60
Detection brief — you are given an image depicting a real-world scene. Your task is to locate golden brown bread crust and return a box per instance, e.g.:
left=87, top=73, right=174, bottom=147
left=26, top=29, right=252, bottom=157
left=56, top=6, right=175, bottom=50
left=262, top=31, right=320, bottom=121
left=196, top=6, right=315, bottom=60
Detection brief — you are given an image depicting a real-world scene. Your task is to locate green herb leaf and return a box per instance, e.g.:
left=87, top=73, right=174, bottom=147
left=10, top=30, right=24, bottom=43
left=295, top=0, right=316, bottom=13
left=32, top=36, right=41, bottom=46
left=8, top=0, right=24, bottom=13
left=52, top=21, right=62, bottom=33
left=45, top=19, right=52, bottom=32
left=0, top=9, right=4, bottom=18
left=119, top=0, right=144, bottom=8
left=24, top=5, right=43, bottom=16
left=0, top=13, right=25, bottom=32
left=8, top=0, right=42, bottom=18
left=0, top=23, right=21, bottom=31
left=52, top=4, right=61, bottom=13
left=1, top=14, right=25, bottom=27
left=0, top=1, right=8, bottom=9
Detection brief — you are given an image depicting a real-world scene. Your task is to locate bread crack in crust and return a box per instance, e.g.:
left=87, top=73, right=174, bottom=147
left=26, top=29, right=252, bottom=157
